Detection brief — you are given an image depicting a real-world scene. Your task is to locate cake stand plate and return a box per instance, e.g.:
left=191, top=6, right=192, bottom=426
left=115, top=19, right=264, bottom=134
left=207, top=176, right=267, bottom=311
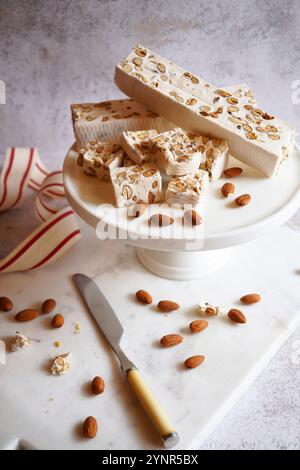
left=63, top=144, right=300, bottom=279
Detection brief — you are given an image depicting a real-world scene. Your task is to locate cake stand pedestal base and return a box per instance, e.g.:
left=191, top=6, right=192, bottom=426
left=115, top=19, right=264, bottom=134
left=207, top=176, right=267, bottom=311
left=136, top=247, right=231, bottom=280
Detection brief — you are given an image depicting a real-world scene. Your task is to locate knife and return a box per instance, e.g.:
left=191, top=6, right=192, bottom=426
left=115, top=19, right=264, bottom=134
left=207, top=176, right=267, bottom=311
left=73, top=273, right=180, bottom=448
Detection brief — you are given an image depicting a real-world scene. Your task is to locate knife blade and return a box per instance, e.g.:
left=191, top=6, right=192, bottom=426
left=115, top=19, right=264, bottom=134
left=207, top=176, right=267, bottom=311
left=73, top=273, right=179, bottom=448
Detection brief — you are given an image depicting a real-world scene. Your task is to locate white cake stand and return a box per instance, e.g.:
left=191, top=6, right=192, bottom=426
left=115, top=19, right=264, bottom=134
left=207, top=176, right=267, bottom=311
left=63, top=144, right=300, bottom=280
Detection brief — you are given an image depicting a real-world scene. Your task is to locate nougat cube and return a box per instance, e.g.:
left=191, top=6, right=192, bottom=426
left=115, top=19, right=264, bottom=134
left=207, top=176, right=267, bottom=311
left=150, top=128, right=203, bottom=176
left=120, top=129, right=160, bottom=164
left=76, top=140, right=124, bottom=180
left=166, top=170, right=209, bottom=207
left=110, top=163, right=162, bottom=207
left=187, top=133, right=229, bottom=181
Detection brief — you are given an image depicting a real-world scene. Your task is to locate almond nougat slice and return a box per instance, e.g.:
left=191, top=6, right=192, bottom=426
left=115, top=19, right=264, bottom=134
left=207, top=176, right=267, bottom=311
left=166, top=170, right=209, bottom=207
left=110, top=163, right=162, bottom=207
left=150, top=128, right=203, bottom=176
left=76, top=140, right=124, bottom=180
left=71, top=98, right=173, bottom=149
left=187, top=133, right=229, bottom=181
left=120, top=129, right=160, bottom=164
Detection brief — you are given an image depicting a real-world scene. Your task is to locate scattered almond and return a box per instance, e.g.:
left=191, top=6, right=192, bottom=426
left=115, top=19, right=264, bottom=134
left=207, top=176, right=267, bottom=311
left=157, top=300, right=180, bottom=312
left=149, top=214, right=174, bottom=227
left=91, top=376, right=105, bottom=395
left=15, top=309, right=39, bottom=322
left=183, top=209, right=202, bottom=226
left=223, top=167, right=243, bottom=178
left=51, top=314, right=64, bottom=328
left=235, top=194, right=251, bottom=206
left=0, top=296, right=13, bottom=311
left=228, top=308, right=247, bottom=323
left=184, top=355, right=205, bottom=369
left=190, top=319, right=209, bottom=333
left=42, top=298, right=56, bottom=314
left=221, top=182, right=235, bottom=197
left=136, top=289, right=153, bottom=305
left=160, top=334, right=183, bottom=347
left=83, top=416, right=98, bottom=439
left=240, top=293, right=261, bottom=304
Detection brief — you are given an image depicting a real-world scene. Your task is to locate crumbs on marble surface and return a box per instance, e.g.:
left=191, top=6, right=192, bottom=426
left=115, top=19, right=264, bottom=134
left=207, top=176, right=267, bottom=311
left=195, top=301, right=226, bottom=317
left=74, top=322, right=81, bottom=334
left=11, top=331, right=32, bottom=352
left=50, top=352, right=71, bottom=375
left=54, top=341, right=62, bottom=348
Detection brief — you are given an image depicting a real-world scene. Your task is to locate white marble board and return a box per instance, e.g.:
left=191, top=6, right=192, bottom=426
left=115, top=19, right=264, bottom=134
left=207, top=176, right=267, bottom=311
left=0, top=224, right=300, bottom=450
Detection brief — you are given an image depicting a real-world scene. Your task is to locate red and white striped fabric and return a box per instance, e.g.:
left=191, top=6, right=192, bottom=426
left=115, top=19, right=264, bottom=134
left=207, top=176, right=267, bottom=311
left=0, top=148, right=81, bottom=273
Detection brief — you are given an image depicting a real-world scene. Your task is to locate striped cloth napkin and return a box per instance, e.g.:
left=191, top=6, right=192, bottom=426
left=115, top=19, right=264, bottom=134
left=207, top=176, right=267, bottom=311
left=0, top=148, right=81, bottom=273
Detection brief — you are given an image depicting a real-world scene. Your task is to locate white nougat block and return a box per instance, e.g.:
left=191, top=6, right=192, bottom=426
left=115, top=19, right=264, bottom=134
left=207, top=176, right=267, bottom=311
left=115, top=45, right=295, bottom=177
left=71, top=99, right=174, bottom=149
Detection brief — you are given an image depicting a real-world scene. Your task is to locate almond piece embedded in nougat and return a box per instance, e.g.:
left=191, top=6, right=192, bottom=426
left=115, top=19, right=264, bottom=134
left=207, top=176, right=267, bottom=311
left=50, top=352, right=71, bottom=375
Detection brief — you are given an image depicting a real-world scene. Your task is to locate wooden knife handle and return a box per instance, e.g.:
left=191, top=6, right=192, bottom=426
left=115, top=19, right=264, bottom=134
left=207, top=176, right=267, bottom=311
left=126, top=368, right=179, bottom=448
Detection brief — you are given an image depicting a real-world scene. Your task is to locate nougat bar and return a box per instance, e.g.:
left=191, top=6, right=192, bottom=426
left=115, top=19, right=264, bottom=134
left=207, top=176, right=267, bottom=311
left=166, top=170, right=209, bottom=207
left=115, top=45, right=295, bottom=177
left=76, top=140, right=124, bottom=179
left=110, top=163, right=162, bottom=207
left=71, top=98, right=173, bottom=149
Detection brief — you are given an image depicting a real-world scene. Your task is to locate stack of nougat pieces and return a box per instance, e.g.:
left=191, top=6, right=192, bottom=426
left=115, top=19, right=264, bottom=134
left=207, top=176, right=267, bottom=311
left=72, top=44, right=296, bottom=210
left=75, top=124, right=229, bottom=208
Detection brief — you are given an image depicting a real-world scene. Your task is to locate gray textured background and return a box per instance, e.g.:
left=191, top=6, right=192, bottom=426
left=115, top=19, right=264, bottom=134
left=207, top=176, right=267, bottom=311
left=0, top=0, right=300, bottom=450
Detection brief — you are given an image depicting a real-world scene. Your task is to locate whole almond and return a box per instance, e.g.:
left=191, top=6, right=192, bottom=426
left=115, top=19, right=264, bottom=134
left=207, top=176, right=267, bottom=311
left=136, top=290, right=153, bottom=305
left=190, top=319, right=209, bottom=333
left=240, top=293, right=261, bottom=304
left=83, top=416, right=98, bottom=439
left=149, top=214, right=174, bottom=227
left=42, top=298, right=56, bottom=314
left=15, top=309, right=39, bottom=322
left=51, top=313, right=64, bottom=328
left=91, top=376, right=105, bottom=395
left=183, top=209, right=202, bottom=226
left=235, top=194, right=251, bottom=206
left=223, top=167, right=243, bottom=178
left=157, top=300, right=180, bottom=312
left=184, top=355, right=205, bottom=369
left=228, top=308, right=247, bottom=324
left=0, top=296, right=13, bottom=312
left=160, top=334, right=183, bottom=347
left=221, top=182, right=235, bottom=197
